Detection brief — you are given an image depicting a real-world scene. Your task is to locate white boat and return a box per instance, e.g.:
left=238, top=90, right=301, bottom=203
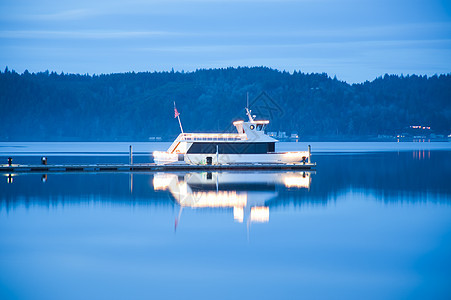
left=153, top=108, right=313, bottom=166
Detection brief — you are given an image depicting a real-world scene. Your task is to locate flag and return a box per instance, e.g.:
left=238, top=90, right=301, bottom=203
left=174, top=102, right=180, bottom=118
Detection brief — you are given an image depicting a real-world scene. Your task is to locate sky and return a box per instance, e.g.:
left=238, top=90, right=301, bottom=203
left=0, top=0, right=450, bottom=83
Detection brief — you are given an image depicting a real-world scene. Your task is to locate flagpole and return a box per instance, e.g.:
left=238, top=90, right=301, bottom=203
left=177, top=114, right=184, bottom=134
left=174, top=101, right=184, bottom=134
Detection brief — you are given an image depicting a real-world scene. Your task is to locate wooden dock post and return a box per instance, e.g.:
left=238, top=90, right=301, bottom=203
left=129, top=145, right=133, bottom=165
left=308, top=145, right=311, bottom=163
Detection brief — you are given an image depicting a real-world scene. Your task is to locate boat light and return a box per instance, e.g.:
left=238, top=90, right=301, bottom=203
left=283, top=175, right=310, bottom=188
left=250, top=206, right=269, bottom=223
left=233, top=206, right=244, bottom=223
left=283, top=151, right=308, bottom=158
left=153, top=151, right=178, bottom=164
left=153, top=173, right=177, bottom=190
left=183, top=191, right=248, bottom=208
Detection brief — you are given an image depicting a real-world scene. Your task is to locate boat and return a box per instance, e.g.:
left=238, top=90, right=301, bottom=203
left=153, top=107, right=313, bottom=166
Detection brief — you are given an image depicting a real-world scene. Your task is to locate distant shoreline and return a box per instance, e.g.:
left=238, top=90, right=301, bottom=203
left=1, top=141, right=450, bottom=156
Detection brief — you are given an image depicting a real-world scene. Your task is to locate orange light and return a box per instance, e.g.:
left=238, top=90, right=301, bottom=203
left=250, top=206, right=269, bottom=223
left=153, top=173, right=177, bottom=190
left=283, top=175, right=310, bottom=188
left=234, top=206, right=244, bottom=222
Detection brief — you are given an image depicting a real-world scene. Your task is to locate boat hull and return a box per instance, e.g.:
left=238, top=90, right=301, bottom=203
left=184, top=152, right=310, bottom=165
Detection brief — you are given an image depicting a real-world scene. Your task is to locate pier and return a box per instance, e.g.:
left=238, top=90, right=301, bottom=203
left=0, top=162, right=315, bottom=173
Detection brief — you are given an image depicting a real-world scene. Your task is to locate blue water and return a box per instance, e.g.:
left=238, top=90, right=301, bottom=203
left=1, top=143, right=451, bottom=299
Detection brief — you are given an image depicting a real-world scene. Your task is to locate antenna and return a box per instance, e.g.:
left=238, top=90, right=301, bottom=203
left=246, top=92, right=249, bottom=108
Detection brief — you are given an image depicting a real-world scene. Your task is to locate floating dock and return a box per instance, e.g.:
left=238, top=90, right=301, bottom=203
left=0, top=162, right=315, bottom=173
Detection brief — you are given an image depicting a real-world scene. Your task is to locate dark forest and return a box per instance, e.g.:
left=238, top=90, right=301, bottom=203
left=1, top=67, right=450, bottom=141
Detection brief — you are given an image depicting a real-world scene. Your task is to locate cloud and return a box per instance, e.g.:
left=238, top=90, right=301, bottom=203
left=0, top=30, right=175, bottom=39
left=30, top=9, right=95, bottom=21
left=131, top=38, right=450, bottom=52
left=1, top=21, right=449, bottom=41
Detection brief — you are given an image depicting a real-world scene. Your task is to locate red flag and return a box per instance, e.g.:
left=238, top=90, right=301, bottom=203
left=174, top=102, right=180, bottom=118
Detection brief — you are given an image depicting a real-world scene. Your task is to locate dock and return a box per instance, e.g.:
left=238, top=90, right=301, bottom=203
left=0, top=162, right=315, bottom=173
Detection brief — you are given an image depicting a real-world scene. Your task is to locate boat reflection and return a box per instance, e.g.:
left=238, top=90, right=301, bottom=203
left=153, top=171, right=312, bottom=224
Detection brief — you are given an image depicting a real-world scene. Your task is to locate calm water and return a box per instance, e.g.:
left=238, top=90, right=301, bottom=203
left=1, top=143, right=451, bottom=299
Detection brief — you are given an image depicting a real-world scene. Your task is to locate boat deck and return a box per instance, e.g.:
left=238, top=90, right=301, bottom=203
left=0, top=162, right=315, bottom=173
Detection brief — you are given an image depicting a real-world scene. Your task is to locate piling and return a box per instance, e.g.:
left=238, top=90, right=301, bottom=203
left=129, top=145, right=133, bottom=165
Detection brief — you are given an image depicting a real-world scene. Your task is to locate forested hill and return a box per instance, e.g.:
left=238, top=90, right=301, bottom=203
left=1, top=67, right=450, bottom=141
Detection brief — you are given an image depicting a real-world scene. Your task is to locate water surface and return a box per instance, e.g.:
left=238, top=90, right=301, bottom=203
left=1, top=143, right=450, bottom=299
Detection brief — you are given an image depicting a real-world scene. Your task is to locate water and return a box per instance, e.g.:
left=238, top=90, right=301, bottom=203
left=1, top=143, right=451, bottom=299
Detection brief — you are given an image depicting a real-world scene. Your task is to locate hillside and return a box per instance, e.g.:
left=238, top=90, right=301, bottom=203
left=1, top=67, right=450, bottom=141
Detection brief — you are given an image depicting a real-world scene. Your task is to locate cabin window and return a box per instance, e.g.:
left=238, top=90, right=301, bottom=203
left=235, top=123, right=244, bottom=134
left=268, top=142, right=275, bottom=152
left=187, top=142, right=276, bottom=154
left=256, top=124, right=267, bottom=131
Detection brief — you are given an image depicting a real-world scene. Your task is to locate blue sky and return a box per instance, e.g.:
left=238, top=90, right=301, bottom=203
left=0, top=0, right=450, bottom=83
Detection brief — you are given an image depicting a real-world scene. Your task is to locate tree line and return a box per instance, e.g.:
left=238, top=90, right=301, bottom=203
left=1, top=66, right=450, bottom=141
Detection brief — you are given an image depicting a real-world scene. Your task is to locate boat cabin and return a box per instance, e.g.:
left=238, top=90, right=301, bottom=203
left=167, top=116, right=277, bottom=155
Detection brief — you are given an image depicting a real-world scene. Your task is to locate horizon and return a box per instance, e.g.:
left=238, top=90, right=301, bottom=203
left=2, top=65, right=450, bottom=85
left=1, top=0, right=450, bottom=84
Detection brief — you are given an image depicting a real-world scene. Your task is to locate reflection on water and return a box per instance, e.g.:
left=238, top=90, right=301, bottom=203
left=153, top=171, right=311, bottom=225
left=412, top=149, right=431, bottom=160
left=1, top=151, right=451, bottom=210
left=1, top=151, right=451, bottom=299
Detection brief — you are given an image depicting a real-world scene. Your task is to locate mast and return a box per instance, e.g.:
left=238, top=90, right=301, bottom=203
left=245, top=93, right=254, bottom=122
left=245, top=107, right=254, bottom=122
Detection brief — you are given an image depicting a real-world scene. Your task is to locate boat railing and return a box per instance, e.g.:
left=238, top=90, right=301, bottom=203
left=178, top=133, right=246, bottom=142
